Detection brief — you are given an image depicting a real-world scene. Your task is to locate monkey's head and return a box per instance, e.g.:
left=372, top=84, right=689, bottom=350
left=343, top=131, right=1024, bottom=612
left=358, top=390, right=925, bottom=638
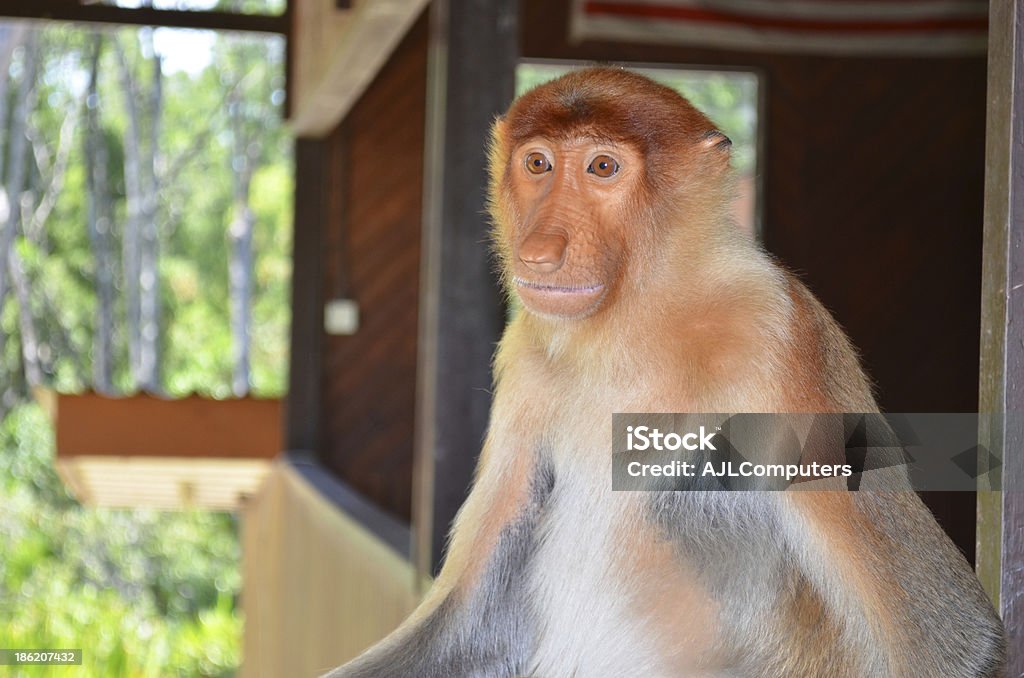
left=488, top=67, right=734, bottom=321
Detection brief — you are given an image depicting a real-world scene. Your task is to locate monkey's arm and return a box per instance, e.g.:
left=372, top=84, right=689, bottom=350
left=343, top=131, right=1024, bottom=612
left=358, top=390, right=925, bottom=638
left=322, top=421, right=550, bottom=678
left=781, top=490, right=1005, bottom=677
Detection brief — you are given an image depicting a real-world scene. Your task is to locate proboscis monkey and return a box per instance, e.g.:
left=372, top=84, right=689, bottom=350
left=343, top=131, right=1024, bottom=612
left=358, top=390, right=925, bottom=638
left=326, top=67, right=1005, bottom=677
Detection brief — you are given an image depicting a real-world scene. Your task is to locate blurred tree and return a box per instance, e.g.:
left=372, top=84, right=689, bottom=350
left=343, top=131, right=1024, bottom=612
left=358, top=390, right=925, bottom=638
left=0, top=20, right=292, bottom=402
left=219, top=25, right=284, bottom=396
left=116, top=28, right=164, bottom=392
left=85, top=32, right=117, bottom=393
left=0, top=28, right=39, bottom=388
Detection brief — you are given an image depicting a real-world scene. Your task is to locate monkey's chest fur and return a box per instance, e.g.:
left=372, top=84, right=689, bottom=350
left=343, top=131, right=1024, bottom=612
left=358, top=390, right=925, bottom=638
left=509, top=393, right=842, bottom=678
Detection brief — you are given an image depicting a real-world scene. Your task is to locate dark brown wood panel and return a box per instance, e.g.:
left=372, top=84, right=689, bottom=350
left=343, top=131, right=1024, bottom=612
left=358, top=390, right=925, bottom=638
left=319, top=11, right=429, bottom=522
left=285, top=138, right=327, bottom=453
left=520, top=0, right=986, bottom=560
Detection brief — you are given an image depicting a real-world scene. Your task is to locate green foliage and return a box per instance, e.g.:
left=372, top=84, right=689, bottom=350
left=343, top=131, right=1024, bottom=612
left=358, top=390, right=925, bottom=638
left=0, top=404, right=72, bottom=502
left=0, top=404, right=242, bottom=677
left=0, top=19, right=294, bottom=677
left=249, top=162, right=292, bottom=396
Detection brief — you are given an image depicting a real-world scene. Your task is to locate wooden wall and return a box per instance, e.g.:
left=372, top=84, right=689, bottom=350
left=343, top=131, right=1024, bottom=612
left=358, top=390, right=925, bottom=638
left=319, top=11, right=428, bottom=523
left=520, top=0, right=987, bottom=557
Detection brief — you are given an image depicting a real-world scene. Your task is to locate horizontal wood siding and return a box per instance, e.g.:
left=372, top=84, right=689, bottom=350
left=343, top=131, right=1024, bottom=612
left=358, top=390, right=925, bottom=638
left=320, top=11, right=428, bottom=522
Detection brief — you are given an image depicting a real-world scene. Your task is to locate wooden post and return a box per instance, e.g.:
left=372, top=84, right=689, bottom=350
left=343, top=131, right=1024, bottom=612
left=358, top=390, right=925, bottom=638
left=413, top=0, right=518, bottom=577
left=285, top=138, right=327, bottom=453
left=978, top=0, right=1024, bottom=670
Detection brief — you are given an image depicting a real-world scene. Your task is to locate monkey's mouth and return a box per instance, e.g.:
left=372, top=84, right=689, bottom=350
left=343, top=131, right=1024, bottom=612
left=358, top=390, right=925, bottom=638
left=512, top=277, right=607, bottom=318
left=513, top=278, right=605, bottom=295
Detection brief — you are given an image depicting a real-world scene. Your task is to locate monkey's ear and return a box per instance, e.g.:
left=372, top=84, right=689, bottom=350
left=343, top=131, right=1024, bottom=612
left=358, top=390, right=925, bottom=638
left=488, top=116, right=511, bottom=179
left=492, top=115, right=508, bottom=138
left=700, top=130, right=732, bottom=152
left=489, top=116, right=509, bottom=155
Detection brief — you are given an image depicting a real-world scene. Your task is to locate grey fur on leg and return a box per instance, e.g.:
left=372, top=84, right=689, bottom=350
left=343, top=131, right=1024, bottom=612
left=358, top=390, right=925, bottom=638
left=322, top=459, right=554, bottom=678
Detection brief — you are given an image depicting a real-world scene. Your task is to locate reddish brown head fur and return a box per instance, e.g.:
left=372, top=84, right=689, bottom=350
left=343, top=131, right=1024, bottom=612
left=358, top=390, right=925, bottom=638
left=503, top=67, right=718, bottom=161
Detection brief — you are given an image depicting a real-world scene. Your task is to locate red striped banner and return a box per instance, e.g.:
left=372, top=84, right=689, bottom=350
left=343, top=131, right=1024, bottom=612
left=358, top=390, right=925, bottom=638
left=570, top=0, right=988, bottom=55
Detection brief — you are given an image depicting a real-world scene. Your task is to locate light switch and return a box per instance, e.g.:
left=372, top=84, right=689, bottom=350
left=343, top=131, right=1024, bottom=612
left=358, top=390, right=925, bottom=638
left=325, top=298, right=359, bottom=335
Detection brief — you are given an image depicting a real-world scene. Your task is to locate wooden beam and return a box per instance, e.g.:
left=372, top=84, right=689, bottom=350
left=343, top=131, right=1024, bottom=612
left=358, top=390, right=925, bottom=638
left=287, top=0, right=428, bottom=136
left=412, top=0, right=518, bottom=576
left=53, top=392, right=280, bottom=510
left=56, top=392, right=282, bottom=461
left=284, top=138, right=328, bottom=453
left=978, top=0, right=1024, bottom=670
left=0, top=1, right=287, bottom=34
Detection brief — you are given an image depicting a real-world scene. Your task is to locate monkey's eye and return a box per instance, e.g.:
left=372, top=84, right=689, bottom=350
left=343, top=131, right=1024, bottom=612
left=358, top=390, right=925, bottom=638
left=587, top=155, right=619, bottom=178
left=525, top=152, right=552, bottom=175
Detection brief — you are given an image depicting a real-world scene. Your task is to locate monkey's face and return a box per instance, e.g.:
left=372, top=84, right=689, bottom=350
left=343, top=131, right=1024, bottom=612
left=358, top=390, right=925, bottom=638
left=505, top=138, right=644, bottom=319
left=490, top=67, right=729, bottom=321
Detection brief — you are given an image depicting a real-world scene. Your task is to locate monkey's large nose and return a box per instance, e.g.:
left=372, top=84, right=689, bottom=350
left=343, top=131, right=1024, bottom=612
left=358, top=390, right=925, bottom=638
left=519, top=231, right=567, bottom=273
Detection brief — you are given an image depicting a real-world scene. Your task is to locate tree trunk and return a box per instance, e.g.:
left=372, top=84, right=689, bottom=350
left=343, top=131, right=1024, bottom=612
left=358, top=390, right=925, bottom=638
left=0, top=23, right=28, bottom=189
left=115, top=40, right=143, bottom=390
left=7, top=245, right=42, bottom=387
left=228, top=85, right=254, bottom=396
left=229, top=190, right=254, bottom=396
left=137, top=39, right=162, bottom=392
left=116, top=34, right=163, bottom=392
left=85, top=33, right=116, bottom=394
left=0, top=30, right=38, bottom=329
left=0, top=26, right=24, bottom=408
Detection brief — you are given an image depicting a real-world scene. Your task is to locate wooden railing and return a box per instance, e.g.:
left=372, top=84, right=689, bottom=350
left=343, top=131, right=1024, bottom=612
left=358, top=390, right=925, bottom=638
left=240, top=454, right=420, bottom=677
